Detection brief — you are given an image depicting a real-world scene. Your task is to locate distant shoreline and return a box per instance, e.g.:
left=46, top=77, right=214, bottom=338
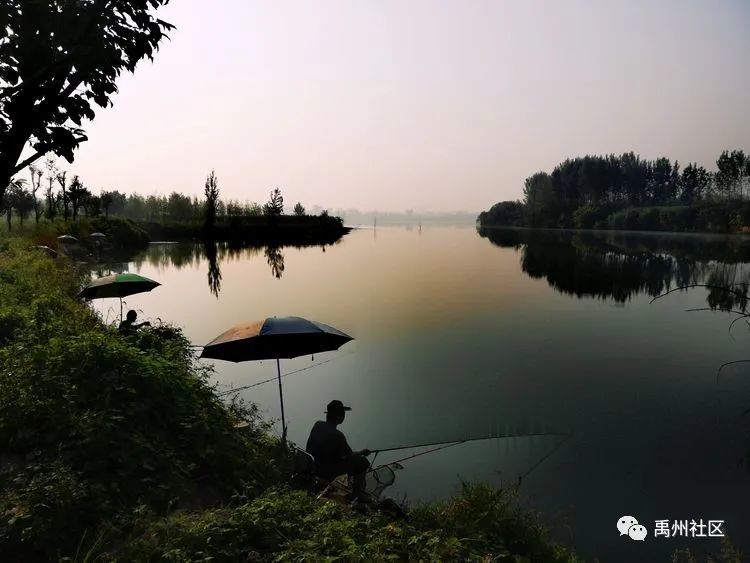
left=476, top=224, right=750, bottom=240
left=478, top=200, right=750, bottom=236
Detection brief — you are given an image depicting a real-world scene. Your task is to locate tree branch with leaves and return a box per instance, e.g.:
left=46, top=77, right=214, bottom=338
left=0, top=0, right=174, bottom=202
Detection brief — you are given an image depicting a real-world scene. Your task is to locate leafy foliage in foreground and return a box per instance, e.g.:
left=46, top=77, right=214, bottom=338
left=0, top=0, right=173, bottom=191
left=109, top=485, right=577, bottom=562
left=0, top=241, right=576, bottom=561
left=0, top=243, right=278, bottom=559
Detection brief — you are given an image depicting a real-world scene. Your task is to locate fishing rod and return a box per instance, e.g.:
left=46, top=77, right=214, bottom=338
left=216, top=350, right=357, bottom=397
left=377, top=440, right=465, bottom=467
left=371, top=431, right=568, bottom=455
left=517, top=432, right=572, bottom=483
left=369, top=432, right=573, bottom=485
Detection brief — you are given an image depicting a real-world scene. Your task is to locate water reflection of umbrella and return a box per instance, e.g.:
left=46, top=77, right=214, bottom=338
left=57, top=234, right=78, bottom=243
left=78, top=273, right=161, bottom=320
left=201, top=316, right=353, bottom=442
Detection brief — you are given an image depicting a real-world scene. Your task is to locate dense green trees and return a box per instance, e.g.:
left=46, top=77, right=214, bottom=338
left=3, top=157, right=300, bottom=230
left=104, top=191, right=263, bottom=223
left=477, top=201, right=525, bottom=227
left=716, top=149, right=750, bottom=198
left=680, top=163, right=711, bottom=203
left=523, top=172, right=557, bottom=226
left=480, top=149, right=750, bottom=232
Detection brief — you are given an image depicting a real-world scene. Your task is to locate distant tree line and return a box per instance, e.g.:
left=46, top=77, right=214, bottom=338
left=479, top=149, right=750, bottom=232
left=1, top=160, right=317, bottom=231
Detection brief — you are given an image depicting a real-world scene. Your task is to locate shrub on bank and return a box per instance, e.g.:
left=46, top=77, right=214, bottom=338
left=478, top=201, right=526, bottom=227
left=572, top=205, right=603, bottom=229
left=603, top=204, right=742, bottom=233
left=109, top=485, right=578, bottom=562
left=657, top=206, right=692, bottom=231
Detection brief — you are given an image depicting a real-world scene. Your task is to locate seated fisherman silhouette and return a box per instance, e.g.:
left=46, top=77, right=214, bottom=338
left=306, top=400, right=371, bottom=499
left=118, top=309, right=151, bottom=333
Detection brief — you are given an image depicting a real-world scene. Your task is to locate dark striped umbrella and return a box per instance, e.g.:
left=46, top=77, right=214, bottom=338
left=201, top=316, right=353, bottom=441
left=78, top=273, right=161, bottom=320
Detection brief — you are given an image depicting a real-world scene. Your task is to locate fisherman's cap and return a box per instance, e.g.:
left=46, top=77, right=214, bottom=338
left=325, top=400, right=351, bottom=414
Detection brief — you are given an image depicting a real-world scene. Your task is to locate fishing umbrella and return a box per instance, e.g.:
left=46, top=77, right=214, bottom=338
left=57, top=234, right=78, bottom=243
left=201, top=316, right=353, bottom=441
left=29, top=245, right=58, bottom=257
left=78, top=273, right=161, bottom=320
left=90, top=232, right=106, bottom=249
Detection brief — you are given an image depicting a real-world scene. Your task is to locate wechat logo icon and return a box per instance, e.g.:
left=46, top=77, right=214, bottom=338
left=617, top=515, right=647, bottom=541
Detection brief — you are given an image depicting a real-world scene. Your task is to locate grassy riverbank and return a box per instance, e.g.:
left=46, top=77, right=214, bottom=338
left=20, top=217, right=151, bottom=260
left=0, top=239, right=578, bottom=561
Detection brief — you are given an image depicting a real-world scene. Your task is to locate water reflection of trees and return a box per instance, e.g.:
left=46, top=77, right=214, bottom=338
left=91, top=262, right=129, bottom=278
left=478, top=227, right=750, bottom=308
left=204, top=240, right=222, bottom=298
left=264, top=246, right=285, bottom=279
left=132, top=243, right=204, bottom=271
left=132, top=240, right=338, bottom=295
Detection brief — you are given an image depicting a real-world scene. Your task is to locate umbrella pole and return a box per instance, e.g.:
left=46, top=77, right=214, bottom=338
left=276, top=358, right=287, bottom=445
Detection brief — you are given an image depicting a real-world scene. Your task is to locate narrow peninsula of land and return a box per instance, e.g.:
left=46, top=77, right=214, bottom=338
left=3, top=173, right=350, bottom=261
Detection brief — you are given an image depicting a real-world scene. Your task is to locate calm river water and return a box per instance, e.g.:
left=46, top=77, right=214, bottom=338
left=93, top=226, right=750, bottom=561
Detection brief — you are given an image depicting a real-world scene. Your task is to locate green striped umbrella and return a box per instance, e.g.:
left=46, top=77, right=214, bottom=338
left=78, top=273, right=160, bottom=320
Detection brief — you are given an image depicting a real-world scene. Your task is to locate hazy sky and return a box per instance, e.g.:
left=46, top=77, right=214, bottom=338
left=69, top=0, right=750, bottom=212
